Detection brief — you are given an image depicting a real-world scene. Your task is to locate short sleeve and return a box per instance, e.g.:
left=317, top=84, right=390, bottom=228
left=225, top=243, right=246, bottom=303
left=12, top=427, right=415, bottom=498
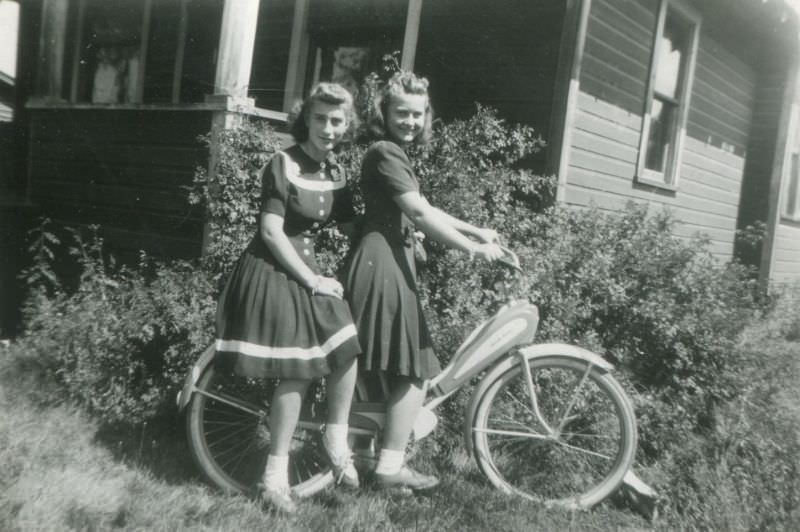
left=370, top=141, right=418, bottom=196
left=259, top=153, right=289, bottom=216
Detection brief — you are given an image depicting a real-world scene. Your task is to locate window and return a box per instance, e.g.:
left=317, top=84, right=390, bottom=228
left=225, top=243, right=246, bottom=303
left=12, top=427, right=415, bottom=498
left=0, top=0, right=18, bottom=79
left=636, top=0, right=700, bottom=188
left=67, top=0, right=222, bottom=105
left=0, top=0, right=19, bottom=122
left=249, top=0, right=421, bottom=113
left=784, top=152, right=800, bottom=221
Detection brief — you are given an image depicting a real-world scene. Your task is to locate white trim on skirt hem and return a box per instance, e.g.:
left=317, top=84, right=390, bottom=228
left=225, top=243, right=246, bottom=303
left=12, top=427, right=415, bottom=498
left=215, top=324, right=357, bottom=361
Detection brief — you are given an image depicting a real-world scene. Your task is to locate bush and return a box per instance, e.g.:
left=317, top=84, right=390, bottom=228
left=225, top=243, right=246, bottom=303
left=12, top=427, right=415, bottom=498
left=653, top=288, right=800, bottom=528
left=10, top=223, right=215, bottom=423
left=189, top=117, right=282, bottom=282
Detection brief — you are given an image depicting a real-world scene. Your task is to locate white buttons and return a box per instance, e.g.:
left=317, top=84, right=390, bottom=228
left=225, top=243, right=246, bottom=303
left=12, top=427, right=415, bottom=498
left=303, top=249, right=310, bottom=256
left=303, top=237, right=310, bottom=244
left=319, top=196, right=325, bottom=203
left=320, top=162, right=326, bottom=170
left=312, top=222, right=319, bottom=229
left=318, top=209, right=325, bottom=216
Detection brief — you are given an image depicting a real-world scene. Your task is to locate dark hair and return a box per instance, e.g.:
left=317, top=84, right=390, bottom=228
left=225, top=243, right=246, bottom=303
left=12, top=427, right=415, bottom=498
left=368, top=71, right=434, bottom=145
left=288, top=82, right=358, bottom=143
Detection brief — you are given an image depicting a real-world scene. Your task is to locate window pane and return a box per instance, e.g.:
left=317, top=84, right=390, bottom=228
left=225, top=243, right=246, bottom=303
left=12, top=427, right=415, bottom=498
left=143, top=0, right=183, bottom=103
left=0, top=1, right=18, bottom=78
left=77, top=0, right=144, bottom=103
left=249, top=0, right=294, bottom=110
left=654, top=9, right=691, bottom=99
left=306, top=0, right=406, bottom=99
left=645, top=97, right=677, bottom=173
left=786, top=153, right=800, bottom=217
left=180, top=0, right=223, bottom=103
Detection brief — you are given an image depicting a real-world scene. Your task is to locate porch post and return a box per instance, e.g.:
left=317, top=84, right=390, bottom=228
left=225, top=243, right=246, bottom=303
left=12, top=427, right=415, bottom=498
left=549, top=0, right=592, bottom=202
left=36, top=0, right=69, bottom=101
left=202, top=0, right=261, bottom=255
left=401, top=0, right=423, bottom=71
left=211, top=0, right=260, bottom=103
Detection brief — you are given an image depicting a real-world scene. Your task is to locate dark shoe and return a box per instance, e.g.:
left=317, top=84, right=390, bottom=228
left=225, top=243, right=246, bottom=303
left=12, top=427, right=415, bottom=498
left=322, top=439, right=360, bottom=489
left=259, top=483, right=297, bottom=514
left=374, top=465, right=439, bottom=492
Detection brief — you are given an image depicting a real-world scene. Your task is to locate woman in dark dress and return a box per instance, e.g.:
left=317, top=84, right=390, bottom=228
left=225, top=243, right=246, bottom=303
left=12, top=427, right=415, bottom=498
left=345, top=72, right=503, bottom=491
left=215, top=83, right=361, bottom=513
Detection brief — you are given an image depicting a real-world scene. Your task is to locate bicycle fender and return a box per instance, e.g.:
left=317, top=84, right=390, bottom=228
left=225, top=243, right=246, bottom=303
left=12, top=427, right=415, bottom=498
left=517, top=343, right=614, bottom=372
left=463, top=343, right=614, bottom=453
left=176, top=343, right=216, bottom=412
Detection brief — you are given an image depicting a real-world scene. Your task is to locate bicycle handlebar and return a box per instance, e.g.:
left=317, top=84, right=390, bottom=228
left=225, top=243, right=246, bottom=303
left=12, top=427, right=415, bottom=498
left=496, top=246, right=522, bottom=273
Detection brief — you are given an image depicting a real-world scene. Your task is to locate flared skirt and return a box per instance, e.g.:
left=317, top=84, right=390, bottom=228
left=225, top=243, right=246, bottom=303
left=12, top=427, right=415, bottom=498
left=345, top=232, right=440, bottom=380
left=215, top=249, right=360, bottom=380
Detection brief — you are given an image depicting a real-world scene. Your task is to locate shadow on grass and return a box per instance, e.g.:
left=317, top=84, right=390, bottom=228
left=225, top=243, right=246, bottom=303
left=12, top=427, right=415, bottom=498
left=94, top=413, right=201, bottom=486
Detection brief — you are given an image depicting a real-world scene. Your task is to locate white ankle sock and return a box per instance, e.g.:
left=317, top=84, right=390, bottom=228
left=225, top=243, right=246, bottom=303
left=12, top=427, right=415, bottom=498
left=323, top=423, right=350, bottom=457
left=375, top=448, right=404, bottom=476
left=263, top=454, right=289, bottom=489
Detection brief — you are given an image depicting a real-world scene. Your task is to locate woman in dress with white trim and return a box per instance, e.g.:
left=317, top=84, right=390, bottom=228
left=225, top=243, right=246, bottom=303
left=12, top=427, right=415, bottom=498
left=214, top=83, right=361, bottom=513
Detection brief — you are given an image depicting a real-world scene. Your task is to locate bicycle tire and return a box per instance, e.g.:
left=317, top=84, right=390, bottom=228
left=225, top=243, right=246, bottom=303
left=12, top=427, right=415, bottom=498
left=185, top=364, right=334, bottom=498
left=470, top=355, right=636, bottom=508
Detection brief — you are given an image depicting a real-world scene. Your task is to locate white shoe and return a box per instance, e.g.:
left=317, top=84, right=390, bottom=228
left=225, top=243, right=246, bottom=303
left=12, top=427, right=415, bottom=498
left=259, top=483, right=297, bottom=514
left=322, top=437, right=360, bottom=488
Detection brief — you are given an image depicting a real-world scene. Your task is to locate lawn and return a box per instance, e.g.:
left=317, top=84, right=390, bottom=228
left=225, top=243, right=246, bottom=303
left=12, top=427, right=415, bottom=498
left=0, top=351, right=652, bottom=531
left=2, top=297, right=798, bottom=531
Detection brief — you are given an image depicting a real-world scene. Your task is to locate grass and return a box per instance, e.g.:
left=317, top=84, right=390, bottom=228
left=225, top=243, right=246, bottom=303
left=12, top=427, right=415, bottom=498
left=0, top=351, right=651, bottom=531
left=0, top=389, right=647, bottom=531
left=1, top=291, right=798, bottom=531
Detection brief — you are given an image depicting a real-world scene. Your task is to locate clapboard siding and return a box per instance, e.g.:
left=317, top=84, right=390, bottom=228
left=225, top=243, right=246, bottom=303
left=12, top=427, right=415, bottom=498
left=27, top=109, right=212, bottom=257
left=564, top=1, right=760, bottom=261
left=772, top=222, right=800, bottom=282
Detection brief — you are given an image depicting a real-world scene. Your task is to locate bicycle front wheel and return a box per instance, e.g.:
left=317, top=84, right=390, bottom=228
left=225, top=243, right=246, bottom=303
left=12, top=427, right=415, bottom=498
left=185, top=364, right=333, bottom=498
left=471, top=355, right=636, bottom=508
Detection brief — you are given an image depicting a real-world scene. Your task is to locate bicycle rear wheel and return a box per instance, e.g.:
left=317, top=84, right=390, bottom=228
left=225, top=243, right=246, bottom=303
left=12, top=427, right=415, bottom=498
left=471, top=355, right=636, bottom=508
left=185, top=364, right=333, bottom=498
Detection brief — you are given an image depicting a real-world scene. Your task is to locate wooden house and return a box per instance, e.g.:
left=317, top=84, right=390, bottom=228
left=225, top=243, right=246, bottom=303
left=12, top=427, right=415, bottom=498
left=3, top=0, right=800, bottom=290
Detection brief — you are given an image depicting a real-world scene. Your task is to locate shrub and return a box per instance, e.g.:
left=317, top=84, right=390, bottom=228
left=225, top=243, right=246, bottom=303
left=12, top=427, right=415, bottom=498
left=11, top=225, right=214, bottom=423
left=654, top=289, right=800, bottom=528
left=188, top=117, right=282, bottom=282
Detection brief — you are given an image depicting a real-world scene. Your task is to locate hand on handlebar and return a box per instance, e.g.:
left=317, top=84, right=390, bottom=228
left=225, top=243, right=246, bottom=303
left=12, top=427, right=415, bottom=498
left=472, top=242, right=505, bottom=262
left=474, top=227, right=500, bottom=244
left=310, top=275, right=344, bottom=299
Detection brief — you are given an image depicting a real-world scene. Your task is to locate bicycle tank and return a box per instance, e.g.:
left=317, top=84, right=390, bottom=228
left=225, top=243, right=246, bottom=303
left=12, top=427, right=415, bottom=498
left=429, top=300, right=539, bottom=396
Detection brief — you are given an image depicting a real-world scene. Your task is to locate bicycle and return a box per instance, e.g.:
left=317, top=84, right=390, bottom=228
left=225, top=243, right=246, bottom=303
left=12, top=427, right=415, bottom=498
left=177, top=249, right=640, bottom=509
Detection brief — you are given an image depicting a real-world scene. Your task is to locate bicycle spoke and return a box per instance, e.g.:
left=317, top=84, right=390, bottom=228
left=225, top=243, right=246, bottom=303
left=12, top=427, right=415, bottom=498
left=551, top=439, right=614, bottom=460
left=205, top=422, right=256, bottom=449
left=554, top=363, right=592, bottom=432
left=225, top=436, right=261, bottom=477
left=472, top=357, right=635, bottom=507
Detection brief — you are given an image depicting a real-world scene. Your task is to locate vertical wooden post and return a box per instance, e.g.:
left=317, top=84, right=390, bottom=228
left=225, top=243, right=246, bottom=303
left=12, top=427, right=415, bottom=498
left=69, top=0, right=86, bottom=103
left=134, top=0, right=153, bottom=103
left=213, top=0, right=260, bottom=100
left=550, top=0, right=592, bottom=203
left=172, top=0, right=189, bottom=104
left=37, top=0, right=69, bottom=101
left=202, top=0, right=261, bottom=255
left=760, top=47, right=800, bottom=289
left=282, top=0, right=310, bottom=112
left=401, top=0, right=423, bottom=71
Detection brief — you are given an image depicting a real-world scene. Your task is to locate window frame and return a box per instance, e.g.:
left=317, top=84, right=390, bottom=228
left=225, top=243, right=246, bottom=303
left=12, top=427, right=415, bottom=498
left=782, top=149, right=800, bottom=222
left=277, top=0, right=422, bottom=114
left=67, top=0, right=190, bottom=105
left=635, top=0, right=701, bottom=190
